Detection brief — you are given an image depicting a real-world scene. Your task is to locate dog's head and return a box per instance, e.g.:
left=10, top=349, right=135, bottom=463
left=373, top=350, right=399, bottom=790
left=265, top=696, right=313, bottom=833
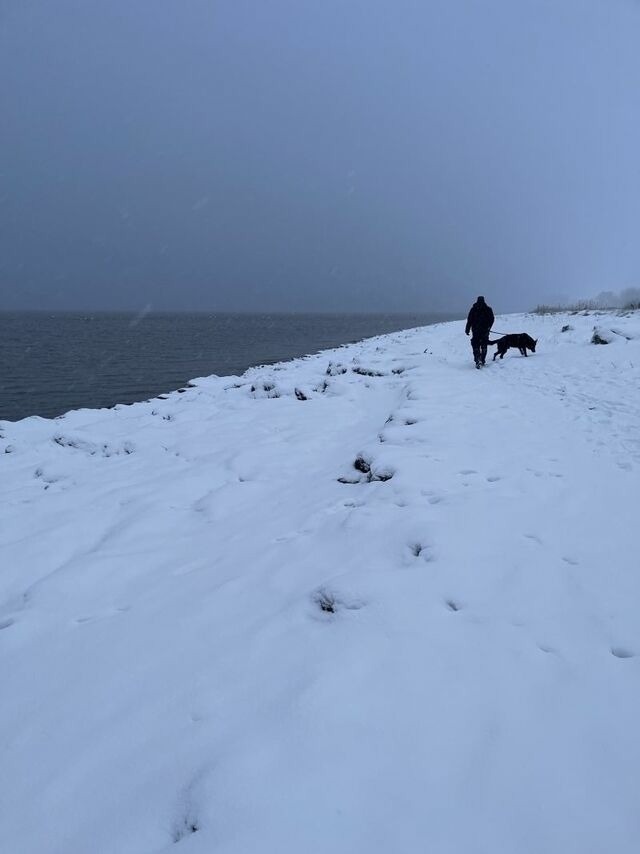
left=525, top=334, right=537, bottom=352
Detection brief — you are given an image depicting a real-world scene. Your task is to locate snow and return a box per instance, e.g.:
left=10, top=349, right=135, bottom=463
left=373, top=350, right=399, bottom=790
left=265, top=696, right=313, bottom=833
left=1, top=310, right=640, bottom=854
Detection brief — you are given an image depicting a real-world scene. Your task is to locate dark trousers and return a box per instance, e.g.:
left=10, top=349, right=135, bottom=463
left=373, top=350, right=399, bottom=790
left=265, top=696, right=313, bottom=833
left=471, top=331, right=489, bottom=364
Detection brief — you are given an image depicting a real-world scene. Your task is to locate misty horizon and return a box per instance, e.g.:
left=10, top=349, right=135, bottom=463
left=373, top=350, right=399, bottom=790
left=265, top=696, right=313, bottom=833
left=2, top=1, right=639, bottom=314
left=0, top=308, right=464, bottom=317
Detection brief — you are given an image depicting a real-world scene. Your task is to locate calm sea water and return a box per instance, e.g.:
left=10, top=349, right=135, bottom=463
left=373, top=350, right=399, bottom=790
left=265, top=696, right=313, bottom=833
left=0, top=312, right=457, bottom=422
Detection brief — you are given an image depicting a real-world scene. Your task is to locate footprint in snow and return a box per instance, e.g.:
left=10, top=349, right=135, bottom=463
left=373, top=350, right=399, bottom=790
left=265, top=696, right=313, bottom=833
left=338, top=456, right=395, bottom=484
left=421, top=489, right=444, bottom=505
left=312, top=588, right=365, bottom=617
left=172, top=817, right=199, bottom=843
left=562, top=556, right=579, bottom=566
left=73, top=607, right=130, bottom=626
left=486, top=475, right=501, bottom=483
left=0, top=618, right=15, bottom=631
left=537, top=644, right=557, bottom=655
left=611, top=647, right=635, bottom=659
left=524, top=533, right=543, bottom=546
left=459, top=469, right=477, bottom=480
left=171, top=788, right=201, bottom=844
left=408, top=542, right=432, bottom=561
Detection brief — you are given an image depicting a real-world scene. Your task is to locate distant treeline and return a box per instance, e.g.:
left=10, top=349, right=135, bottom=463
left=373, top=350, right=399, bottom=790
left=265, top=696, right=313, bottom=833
left=534, top=287, right=640, bottom=315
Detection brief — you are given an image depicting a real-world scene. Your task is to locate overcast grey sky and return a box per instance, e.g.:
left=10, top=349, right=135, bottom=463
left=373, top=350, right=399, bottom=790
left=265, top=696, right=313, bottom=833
left=1, top=0, right=639, bottom=313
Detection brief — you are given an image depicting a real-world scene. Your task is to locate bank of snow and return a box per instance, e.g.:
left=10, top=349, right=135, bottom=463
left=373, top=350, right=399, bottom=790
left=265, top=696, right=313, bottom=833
left=1, top=311, right=639, bottom=854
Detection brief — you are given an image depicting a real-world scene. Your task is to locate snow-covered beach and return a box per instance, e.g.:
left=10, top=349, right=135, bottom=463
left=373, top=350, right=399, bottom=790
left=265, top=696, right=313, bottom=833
left=1, top=310, right=639, bottom=853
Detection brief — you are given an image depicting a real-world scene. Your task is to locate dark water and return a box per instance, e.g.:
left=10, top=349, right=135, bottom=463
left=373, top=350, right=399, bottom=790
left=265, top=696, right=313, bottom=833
left=0, top=311, right=457, bottom=422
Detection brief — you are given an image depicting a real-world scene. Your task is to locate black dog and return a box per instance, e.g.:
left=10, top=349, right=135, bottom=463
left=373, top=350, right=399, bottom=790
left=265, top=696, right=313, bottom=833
left=488, top=333, right=537, bottom=360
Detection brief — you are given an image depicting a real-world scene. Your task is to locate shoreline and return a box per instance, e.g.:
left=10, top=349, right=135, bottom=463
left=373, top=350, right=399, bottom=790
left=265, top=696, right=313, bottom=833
left=0, top=311, right=460, bottom=423
left=2, top=310, right=639, bottom=853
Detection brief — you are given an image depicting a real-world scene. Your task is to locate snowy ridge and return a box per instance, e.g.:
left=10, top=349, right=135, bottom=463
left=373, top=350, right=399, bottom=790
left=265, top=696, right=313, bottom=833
left=1, top=311, right=639, bottom=853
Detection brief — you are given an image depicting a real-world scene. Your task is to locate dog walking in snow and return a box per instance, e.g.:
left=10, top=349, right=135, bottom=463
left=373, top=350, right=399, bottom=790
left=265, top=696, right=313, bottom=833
left=488, top=333, right=537, bottom=360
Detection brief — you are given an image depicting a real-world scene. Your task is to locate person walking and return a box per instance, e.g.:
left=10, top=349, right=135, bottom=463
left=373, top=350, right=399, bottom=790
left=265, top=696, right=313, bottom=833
left=465, top=296, right=495, bottom=368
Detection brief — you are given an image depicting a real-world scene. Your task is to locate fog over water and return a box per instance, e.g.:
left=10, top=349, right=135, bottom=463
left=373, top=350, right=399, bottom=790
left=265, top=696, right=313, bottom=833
left=1, top=1, right=639, bottom=313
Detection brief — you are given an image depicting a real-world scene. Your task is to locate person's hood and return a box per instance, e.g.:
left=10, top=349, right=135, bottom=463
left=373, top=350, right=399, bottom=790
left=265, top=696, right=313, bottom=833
left=476, top=296, right=486, bottom=305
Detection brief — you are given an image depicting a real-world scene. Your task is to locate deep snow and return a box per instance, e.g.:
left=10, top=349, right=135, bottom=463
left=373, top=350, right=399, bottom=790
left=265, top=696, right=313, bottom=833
left=1, top=311, right=639, bottom=854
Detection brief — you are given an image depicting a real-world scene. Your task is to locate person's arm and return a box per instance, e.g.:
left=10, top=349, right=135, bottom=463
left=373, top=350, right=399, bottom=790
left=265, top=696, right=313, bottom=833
left=465, top=308, right=473, bottom=335
left=488, top=307, right=495, bottom=330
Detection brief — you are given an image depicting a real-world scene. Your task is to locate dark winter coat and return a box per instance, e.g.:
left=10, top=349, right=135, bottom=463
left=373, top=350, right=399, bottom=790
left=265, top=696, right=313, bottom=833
left=465, top=298, right=495, bottom=337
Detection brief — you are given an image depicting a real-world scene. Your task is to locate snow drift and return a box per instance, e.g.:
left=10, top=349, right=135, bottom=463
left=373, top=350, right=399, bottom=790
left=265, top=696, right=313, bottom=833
left=1, top=311, right=639, bottom=853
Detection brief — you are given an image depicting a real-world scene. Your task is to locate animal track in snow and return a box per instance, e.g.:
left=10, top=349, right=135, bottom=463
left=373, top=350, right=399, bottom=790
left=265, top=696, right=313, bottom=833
left=445, top=599, right=461, bottom=612
left=0, top=618, right=15, bottom=631
left=562, top=556, right=579, bottom=566
left=486, top=475, right=501, bottom=483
